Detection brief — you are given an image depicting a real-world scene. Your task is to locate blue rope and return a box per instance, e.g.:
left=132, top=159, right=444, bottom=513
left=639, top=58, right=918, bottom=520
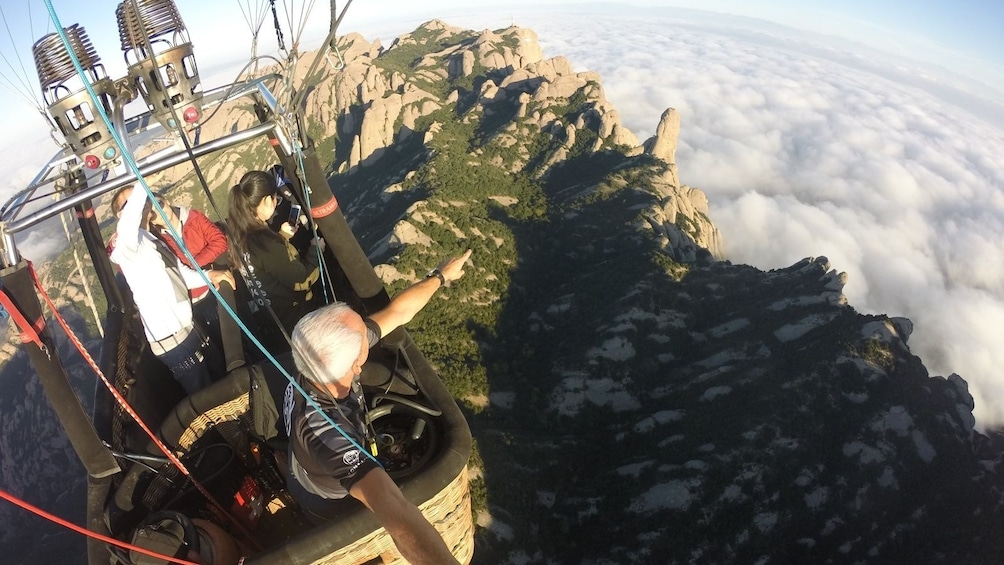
left=42, top=0, right=379, bottom=466
left=293, top=146, right=334, bottom=304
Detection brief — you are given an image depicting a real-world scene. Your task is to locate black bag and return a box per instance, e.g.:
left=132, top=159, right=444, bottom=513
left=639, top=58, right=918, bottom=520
left=249, top=351, right=298, bottom=445
left=128, top=511, right=200, bottom=564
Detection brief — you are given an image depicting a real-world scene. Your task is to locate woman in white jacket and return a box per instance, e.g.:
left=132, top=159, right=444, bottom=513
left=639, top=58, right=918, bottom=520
left=109, top=185, right=234, bottom=395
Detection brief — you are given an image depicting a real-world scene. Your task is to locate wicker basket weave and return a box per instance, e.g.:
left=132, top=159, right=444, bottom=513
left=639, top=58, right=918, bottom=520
left=176, top=392, right=250, bottom=450
left=312, top=465, right=474, bottom=565
left=173, top=393, right=475, bottom=564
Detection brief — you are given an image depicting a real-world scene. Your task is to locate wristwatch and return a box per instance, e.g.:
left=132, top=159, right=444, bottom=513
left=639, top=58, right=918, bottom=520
left=425, top=268, right=447, bottom=287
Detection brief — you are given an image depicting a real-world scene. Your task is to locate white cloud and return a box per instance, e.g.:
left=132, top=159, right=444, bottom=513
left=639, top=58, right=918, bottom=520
left=6, top=5, right=1004, bottom=430
left=476, top=11, right=1004, bottom=427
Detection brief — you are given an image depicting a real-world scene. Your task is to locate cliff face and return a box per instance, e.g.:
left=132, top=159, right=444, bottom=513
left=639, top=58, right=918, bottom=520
left=2, top=19, right=1002, bottom=564
left=292, top=21, right=1003, bottom=563
left=297, top=19, right=723, bottom=261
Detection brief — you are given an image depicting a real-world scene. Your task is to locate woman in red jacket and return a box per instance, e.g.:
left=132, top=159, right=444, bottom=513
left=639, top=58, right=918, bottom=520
left=149, top=197, right=229, bottom=270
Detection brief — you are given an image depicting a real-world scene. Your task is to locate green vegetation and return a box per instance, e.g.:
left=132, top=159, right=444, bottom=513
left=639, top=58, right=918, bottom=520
left=855, top=337, right=895, bottom=370
left=497, top=31, right=521, bottom=51
left=26, top=24, right=725, bottom=544
left=653, top=250, right=691, bottom=281
left=676, top=211, right=698, bottom=238
left=374, top=28, right=476, bottom=79
left=551, top=85, right=590, bottom=119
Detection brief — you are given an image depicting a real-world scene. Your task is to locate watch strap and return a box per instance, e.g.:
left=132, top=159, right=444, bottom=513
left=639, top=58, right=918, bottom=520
left=426, top=268, right=447, bottom=287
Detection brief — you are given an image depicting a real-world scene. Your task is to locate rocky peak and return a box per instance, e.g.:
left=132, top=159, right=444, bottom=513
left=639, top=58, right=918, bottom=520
left=5, top=18, right=999, bottom=564
left=296, top=22, right=716, bottom=260
left=297, top=21, right=1001, bottom=563
left=645, top=107, right=682, bottom=187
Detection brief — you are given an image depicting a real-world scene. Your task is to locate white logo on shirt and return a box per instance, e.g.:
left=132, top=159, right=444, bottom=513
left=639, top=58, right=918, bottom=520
left=283, top=383, right=294, bottom=437
left=343, top=450, right=360, bottom=467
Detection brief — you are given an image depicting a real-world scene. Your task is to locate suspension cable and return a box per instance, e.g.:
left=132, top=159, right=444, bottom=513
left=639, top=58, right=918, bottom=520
left=0, top=6, right=43, bottom=106
left=236, top=0, right=272, bottom=72
left=0, top=5, right=57, bottom=138
left=27, top=261, right=261, bottom=550
left=269, top=0, right=286, bottom=52
left=290, top=0, right=353, bottom=112
left=41, top=0, right=379, bottom=474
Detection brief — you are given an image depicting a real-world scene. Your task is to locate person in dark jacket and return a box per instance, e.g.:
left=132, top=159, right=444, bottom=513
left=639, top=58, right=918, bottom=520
left=228, top=170, right=322, bottom=337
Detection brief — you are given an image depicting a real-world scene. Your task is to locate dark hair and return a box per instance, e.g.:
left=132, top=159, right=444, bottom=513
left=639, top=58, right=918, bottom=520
left=112, top=185, right=153, bottom=228
left=112, top=186, right=132, bottom=212
left=228, top=170, right=280, bottom=266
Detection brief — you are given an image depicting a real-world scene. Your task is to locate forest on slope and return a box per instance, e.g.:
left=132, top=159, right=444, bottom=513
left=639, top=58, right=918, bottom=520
left=3, top=20, right=1002, bottom=564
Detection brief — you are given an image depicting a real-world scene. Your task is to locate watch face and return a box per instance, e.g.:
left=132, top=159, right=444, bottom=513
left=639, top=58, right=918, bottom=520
left=425, top=269, right=445, bottom=285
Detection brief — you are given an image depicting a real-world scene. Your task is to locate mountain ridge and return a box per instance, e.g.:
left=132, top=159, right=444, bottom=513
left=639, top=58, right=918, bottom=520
left=1, top=18, right=1002, bottom=564
left=291, top=20, right=1003, bottom=562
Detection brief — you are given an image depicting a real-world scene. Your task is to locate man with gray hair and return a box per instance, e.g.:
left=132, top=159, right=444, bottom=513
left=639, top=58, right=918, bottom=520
left=284, top=249, right=472, bottom=565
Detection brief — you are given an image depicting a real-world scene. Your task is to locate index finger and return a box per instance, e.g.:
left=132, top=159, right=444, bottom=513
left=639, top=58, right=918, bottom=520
left=460, top=249, right=473, bottom=263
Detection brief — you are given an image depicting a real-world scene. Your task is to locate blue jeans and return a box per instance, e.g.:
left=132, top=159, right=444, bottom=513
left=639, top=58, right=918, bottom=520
left=155, top=325, right=224, bottom=396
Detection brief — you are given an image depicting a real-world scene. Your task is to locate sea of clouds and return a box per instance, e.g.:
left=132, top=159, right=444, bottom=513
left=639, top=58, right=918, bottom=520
left=386, top=7, right=1004, bottom=428
left=4, top=4, right=1003, bottom=428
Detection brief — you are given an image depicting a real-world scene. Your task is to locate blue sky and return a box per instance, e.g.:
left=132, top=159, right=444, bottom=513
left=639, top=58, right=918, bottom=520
left=1, top=1, right=1004, bottom=426
left=0, top=1, right=1000, bottom=149
left=2, top=1, right=1002, bottom=111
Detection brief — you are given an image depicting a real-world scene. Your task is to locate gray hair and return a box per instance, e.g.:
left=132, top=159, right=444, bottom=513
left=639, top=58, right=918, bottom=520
left=291, top=302, right=363, bottom=385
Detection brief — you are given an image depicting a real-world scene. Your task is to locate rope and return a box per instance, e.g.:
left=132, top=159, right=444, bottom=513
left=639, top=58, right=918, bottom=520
left=269, top=0, right=286, bottom=52
left=293, top=148, right=335, bottom=304
left=0, top=486, right=201, bottom=565
left=40, top=0, right=378, bottom=485
left=26, top=260, right=260, bottom=550
left=0, top=287, right=45, bottom=352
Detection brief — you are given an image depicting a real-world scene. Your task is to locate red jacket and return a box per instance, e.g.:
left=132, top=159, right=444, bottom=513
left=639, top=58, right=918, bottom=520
left=163, top=206, right=228, bottom=269
left=162, top=207, right=228, bottom=300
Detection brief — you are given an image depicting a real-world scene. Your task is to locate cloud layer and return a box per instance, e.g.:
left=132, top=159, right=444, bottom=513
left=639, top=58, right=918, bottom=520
left=6, top=7, right=1003, bottom=427
left=444, top=9, right=1004, bottom=427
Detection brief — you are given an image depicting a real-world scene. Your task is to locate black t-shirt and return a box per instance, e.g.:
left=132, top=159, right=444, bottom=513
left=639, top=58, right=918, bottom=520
left=284, top=319, right=381, bottom=499
left=242, top=230, right=320, bottom=333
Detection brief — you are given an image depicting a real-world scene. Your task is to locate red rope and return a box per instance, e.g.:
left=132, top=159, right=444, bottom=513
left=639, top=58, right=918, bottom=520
left=0, top=486, right=200, bottom=565
left=0, top=287, right=45, bottom=350
left=26, top=261, right=261, bottom=550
